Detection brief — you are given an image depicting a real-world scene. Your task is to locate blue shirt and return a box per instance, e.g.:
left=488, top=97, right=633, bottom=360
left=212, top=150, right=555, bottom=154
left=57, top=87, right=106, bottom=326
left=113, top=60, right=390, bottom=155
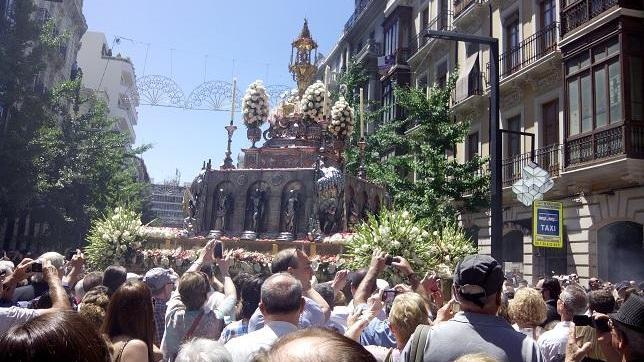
left=218, top=319, right=249, bottom=344
left=360, top=318, right=397, bottom=348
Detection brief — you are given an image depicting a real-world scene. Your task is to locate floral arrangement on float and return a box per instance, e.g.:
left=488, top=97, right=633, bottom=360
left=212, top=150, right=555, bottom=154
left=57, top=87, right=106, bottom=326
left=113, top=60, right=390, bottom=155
left=135, top=247, right=344, bottom=281
left=328, top=96, right=355, bottom=138
left=344, top=209, right=477, bottom=284
left=300, top=80, right=331, bottom=122
left=85, top=206, right=145, bottom=270
left=140, top=226, right=188, bottom=240
left=242, top=80, right=270, bottom=127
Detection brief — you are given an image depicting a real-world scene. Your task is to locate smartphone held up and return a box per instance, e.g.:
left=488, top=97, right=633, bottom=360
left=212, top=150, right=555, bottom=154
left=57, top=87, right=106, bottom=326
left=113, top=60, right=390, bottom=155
left=213, top=241, right=224, bottom=259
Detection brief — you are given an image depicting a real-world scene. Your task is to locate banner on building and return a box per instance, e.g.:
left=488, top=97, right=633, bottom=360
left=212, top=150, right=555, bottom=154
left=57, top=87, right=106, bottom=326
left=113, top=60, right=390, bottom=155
left=533, top=200, right=563, bottom=248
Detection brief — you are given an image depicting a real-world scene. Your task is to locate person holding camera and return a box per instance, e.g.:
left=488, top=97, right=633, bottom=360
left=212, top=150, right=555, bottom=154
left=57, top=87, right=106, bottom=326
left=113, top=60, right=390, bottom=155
left=161, top=239, right=236, bottom=361
left=0, top=258, right=71, bottom=334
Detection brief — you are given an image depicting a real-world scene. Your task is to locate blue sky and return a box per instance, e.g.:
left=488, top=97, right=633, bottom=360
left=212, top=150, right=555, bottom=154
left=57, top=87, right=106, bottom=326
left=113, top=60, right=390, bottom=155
left=82, top=0, right=353, bottom=183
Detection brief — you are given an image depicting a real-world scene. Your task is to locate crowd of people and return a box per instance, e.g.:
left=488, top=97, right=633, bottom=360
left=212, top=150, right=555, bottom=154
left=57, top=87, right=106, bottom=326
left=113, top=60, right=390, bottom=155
left=0, top=240, right=642, bottom=362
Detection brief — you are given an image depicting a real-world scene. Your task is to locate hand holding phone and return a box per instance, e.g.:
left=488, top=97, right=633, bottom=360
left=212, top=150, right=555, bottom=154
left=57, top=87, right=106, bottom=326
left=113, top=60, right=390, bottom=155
left=213, top=241, right=224, bottom=259
left=29, top=261, right=43, bottom=273
left=384, top=255, right=401, bottom=266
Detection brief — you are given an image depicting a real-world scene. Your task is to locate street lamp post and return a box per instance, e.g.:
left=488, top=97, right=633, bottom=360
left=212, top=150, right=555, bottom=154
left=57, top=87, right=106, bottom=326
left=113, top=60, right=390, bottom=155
left=423, top=30, right=502, bottom=262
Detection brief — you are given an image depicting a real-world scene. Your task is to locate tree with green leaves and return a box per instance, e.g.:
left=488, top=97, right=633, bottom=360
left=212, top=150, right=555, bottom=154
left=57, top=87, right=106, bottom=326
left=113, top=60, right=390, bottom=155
left=365, top=75, right=489, bottom=228
left=33, top=78, right=149, bottom=249
left=0, top=0, right=49, bottom=245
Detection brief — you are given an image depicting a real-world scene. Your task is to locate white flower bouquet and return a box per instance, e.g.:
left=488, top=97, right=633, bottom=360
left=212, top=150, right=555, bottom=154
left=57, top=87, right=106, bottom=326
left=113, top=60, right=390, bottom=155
left=85, top=206, right=146, bottom=270
left=300, top=81, right=331, bottom=122
left=242, top=80, right=270, bottom=127
left=328, top=97, right=355, bottom=138
left=345, top=210, right=477, bottom=280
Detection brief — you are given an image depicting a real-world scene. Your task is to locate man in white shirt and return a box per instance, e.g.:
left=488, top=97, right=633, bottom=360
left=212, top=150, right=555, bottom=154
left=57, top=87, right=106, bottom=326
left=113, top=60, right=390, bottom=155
left=247, top=248, right=329, bottom=331
left=225, top=273, right=304, bottom=362
left=538, top=284, right=588, bottom=362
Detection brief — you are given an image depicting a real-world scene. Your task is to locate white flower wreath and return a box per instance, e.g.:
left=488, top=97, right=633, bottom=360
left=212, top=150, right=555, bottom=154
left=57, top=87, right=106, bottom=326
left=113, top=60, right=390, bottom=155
left=300, top=81, right=331, bottom=122
left=242, top=80, right=270, bottom=127
left=328, top=96, right=355, bottom=138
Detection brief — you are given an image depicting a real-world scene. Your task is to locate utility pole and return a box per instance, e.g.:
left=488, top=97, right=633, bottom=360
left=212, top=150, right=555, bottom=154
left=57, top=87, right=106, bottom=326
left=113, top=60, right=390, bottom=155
left=423, top=29, right=502, bottom=261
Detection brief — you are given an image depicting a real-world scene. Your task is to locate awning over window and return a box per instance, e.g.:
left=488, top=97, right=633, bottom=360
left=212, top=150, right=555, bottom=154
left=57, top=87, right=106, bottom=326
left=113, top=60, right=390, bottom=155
left=454, top=53, right=479, bottom=102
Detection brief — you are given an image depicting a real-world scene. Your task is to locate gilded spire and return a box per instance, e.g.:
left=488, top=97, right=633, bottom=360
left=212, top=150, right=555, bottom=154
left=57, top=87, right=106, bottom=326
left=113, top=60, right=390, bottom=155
left=299, top=18, right=312, bottom=40
left=289, top=19, right=319, bottom=96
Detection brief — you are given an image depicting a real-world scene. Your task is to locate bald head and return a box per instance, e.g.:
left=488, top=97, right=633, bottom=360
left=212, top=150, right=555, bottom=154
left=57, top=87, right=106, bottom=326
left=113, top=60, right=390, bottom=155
left=254, top=327, right=376, bottom=362
left=260, top=273, right=303, bottom=316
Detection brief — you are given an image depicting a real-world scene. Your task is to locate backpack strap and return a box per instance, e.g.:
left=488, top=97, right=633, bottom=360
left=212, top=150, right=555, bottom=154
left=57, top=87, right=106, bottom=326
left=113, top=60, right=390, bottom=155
left=409, top=324, right=431, bottom=362
left=384, top=347, right=394, bottom=362
left=183, top=310, right=205, bottom=342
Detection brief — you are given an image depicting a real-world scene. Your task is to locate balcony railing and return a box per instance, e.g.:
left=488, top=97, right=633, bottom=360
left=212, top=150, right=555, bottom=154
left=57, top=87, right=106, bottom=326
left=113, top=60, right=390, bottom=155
left=502, top=144, right=563, bottom=187
left=453, top=0, right=483, bottom=18
left=560, top=0, right=619, bottom=36
left=565, top=124, right=625, bottom=166
left=489, top=22, right=559, bottom=79
left=630, top=123, right=644, bottom=157
left=344, top=0, right=374, bottom=33
left=453, top=70, right=485, bottom=104
left=412, top=11, right=453, bottom=53
left=355, top=39, right=383, bottom=62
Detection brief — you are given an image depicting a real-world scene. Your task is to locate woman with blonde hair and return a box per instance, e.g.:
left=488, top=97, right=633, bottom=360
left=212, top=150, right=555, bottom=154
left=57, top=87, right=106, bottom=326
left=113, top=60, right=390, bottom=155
left=508, top=287, right=547, bottom=340
left=346, top=292, right=431, bottom=361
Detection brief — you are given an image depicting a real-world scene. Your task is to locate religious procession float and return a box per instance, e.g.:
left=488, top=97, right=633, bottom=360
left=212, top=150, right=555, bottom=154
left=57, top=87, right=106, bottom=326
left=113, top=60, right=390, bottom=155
left=84, top=21, right=477, bottom=283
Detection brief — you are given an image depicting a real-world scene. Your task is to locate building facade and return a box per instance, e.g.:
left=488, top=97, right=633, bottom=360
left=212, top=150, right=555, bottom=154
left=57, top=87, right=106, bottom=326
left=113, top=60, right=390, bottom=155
left=324, top=0, right=644, bottom=285
left=0, top=0, right=87, bottom=125
left=317, top=0, right=387, bottom=134
left=150, top=183, right=186, bottom=228
left=0, top=0, right=87, bottom=252
left=76, top=31, right=139, bottom=146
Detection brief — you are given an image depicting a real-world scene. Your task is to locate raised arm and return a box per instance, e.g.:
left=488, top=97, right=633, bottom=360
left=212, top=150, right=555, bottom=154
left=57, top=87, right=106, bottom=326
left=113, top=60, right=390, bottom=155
left=354, top=250, right=386, bottom=305
left=0, top=258, right=33, bottom=301
left=188, top=239, right=217, bottom=272
left=43, top=260, right=71, bottom=312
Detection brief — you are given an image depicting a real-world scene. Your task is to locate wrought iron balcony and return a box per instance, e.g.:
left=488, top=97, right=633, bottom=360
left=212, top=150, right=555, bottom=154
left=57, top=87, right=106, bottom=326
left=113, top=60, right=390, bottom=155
left=453, top=0, right=484, bottom=18
left=355, top=39, right=383, bottom=62
left=560, top=0, right=621, bottom=37
left=412, top=11, right=453, bottom=54
left=489, top=23, right=559, bottom=79
left=565, top=123, right=644, bottom=166
left=344, top=0, right=374, bottom=33
left=453, top=70, right=485, bottom=104
left=502, top=144, right=563, bottom=187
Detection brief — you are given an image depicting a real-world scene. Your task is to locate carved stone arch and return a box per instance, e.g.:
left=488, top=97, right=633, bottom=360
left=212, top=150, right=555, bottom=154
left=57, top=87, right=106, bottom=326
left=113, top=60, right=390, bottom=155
left=361, top=190, right=371, bottom=220
left=211, top=181, right=234, bottom=232
left=279, top=181, right=305, bottom=235
left=185, top=80, right=242, bottom=111
left=373, top=195, right=382, bottom=216
left=597, top=221, right=644, bottom=281
left=136, top=75, right=185, bottom=107
left=502, top=229, right=524, bottom=263
left=244, top=181, right=270, bottom=233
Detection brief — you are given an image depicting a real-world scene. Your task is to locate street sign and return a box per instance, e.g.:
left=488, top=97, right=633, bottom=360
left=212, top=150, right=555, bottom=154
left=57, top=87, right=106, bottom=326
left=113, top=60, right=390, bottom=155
left=533, top=200, right=563, bottom=248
